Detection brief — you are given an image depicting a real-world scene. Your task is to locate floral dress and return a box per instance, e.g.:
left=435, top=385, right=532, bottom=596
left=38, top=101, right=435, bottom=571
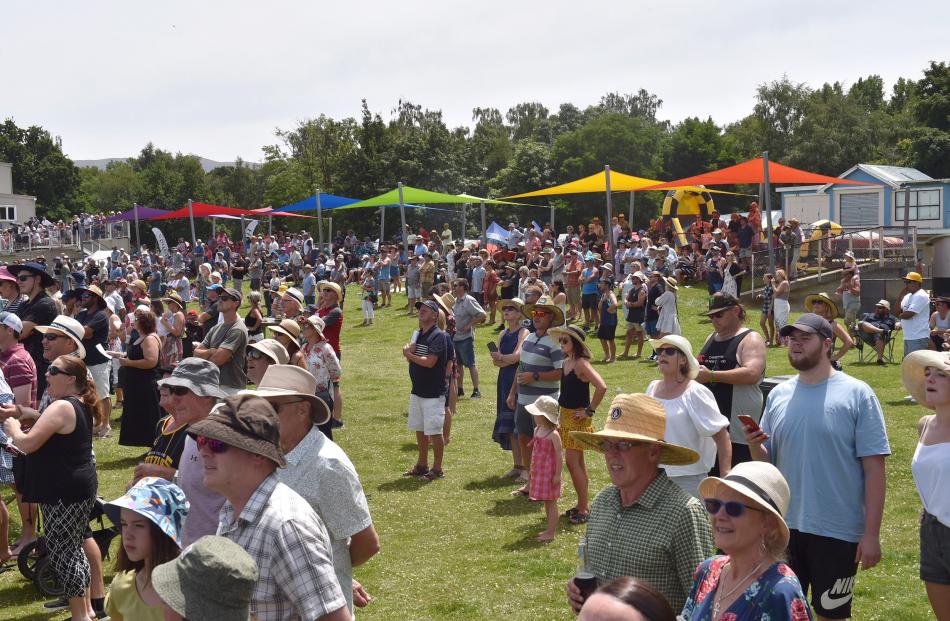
left=680, top=556, right=813, bottom=621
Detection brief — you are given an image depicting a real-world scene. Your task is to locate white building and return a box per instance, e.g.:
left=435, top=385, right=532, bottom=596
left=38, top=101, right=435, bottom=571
left=0, top=162, right=37, bottom=225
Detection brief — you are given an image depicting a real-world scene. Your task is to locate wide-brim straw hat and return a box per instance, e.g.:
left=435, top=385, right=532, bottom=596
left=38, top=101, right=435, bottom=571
left=699, top=461, right=791, bottom=550
left=497, top=298, right=524, bottom=313
left=75, top=285, right=106, bottom=305
left=162, top=291, right=184, bottom=308
left=570, top=393, right=700, bottom=465
left=521, top=296, right=565, bottom=327
left=548, top=325, right=592, bottom=359
left=649, top=335, right=699, bottom=380
left=432, top=292, right=456, bottom=316
left=663, top=277, right=678, bottom=291
left=525, top=395, right=560, bottom=426
left=131, top=279, right=149, bottom=293
left=804, top=292, right=840, bottom=319
left=902, top=350, right=950, bottom=409
left=238, top=364, right=331, bottom=426
left=35, top=316, right=87, bottom=359
left=268, top=318, right=301, bottom=342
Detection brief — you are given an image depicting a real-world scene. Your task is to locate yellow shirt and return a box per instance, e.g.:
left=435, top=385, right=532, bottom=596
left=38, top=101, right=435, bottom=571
left=105, top=570, right=164, bottom=621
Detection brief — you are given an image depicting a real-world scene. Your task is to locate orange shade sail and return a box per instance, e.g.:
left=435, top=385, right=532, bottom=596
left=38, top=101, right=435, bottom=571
left=640, top=158, right=873, bottom=190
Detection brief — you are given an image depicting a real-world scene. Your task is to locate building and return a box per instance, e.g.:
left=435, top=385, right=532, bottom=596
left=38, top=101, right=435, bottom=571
left=0, top=162, right=37, bottom=225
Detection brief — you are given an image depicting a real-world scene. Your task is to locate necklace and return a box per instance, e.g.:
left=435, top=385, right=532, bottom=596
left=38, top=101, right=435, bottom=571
left=711, top=559, right=765, bottom=619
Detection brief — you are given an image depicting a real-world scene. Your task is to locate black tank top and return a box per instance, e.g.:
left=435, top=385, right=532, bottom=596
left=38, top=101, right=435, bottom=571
left=698, top=330, right=751, bottom=421
left=559, top=367, right=590, bottom=409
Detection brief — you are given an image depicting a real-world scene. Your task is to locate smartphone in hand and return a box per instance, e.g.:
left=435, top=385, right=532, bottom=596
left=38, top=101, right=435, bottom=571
left=737, top=414, right=760, bottom=433
left=487, top=341, right=499, bottom=353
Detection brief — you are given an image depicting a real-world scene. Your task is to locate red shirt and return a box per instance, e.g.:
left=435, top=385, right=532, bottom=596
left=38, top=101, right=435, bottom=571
left=317, top=305, right=343, bottom=356
left=0, top=343, right=38, bottom=408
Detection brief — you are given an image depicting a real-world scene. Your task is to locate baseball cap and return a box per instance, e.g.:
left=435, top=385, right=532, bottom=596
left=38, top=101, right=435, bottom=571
left=702, top=293, right=741, bottom=316
left=0, top=311, right=23, bottom=333
left=415, top=300, right=441, bottom=314
left=778, top=313, right=833, bottom=340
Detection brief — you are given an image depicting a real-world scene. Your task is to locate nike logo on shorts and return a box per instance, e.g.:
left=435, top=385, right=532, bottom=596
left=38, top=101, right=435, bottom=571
left=820, top=576, right=855, bottom=610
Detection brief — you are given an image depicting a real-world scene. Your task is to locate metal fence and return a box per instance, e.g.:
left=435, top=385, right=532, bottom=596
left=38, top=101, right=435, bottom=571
left=0, top=221, right=130, bottom=254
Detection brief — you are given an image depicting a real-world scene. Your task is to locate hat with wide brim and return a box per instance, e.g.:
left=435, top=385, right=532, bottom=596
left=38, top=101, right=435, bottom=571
left=432, top=292, right=456, bottom=317
left=570, top=393, right=700, bottom=465
left=649, top=335, right=700, bottom=380
left=238, top=364, right=331, bottom=426
left=35, top=316, right=87, bottom=359
left=303, top=315, right=326, bottom=340
left=130, top=279, right=148, bottom=293
left=525, top=394, right=560, bottom=426
left=497, top=298, right=524, bottom=313
left=75, top=285, right=107, bottom=306
left=521, top=297, right=565, bottom=327
left=319, top=281, right=342, bottom=297
left=247, top=338, right=289, bottom=365
left=663, top=277, right=678, bottom=291
left=548, top=325, right=592, bottom=359
left=902, top=350, right=950, bottom=409
left=699, top=461, right=791, bottom=550
left=162, top=291, right=184, bottom=308
left=804, top=292, right=840, bottom=319
left=157, top=357, right=231, bottom=398
left=8, top=262, right=56, bottom=288
left=267, top=318, right=301, bottom=342
left=188, top=395, right=286, bottom=467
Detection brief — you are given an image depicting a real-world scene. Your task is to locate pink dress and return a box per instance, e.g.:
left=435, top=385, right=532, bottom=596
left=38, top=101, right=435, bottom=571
left=529, top=431, right=561, bottom=501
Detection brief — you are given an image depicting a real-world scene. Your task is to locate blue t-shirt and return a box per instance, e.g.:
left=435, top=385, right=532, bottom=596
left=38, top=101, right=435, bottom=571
left=581, top=268, right=599, bottom=295
left=762, top=372, right=890, bottom=542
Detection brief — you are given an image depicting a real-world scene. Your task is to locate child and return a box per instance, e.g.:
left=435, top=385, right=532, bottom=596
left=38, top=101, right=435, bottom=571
left=525, top=395, right=563, bottom=542
left=360, top=269, right=376, bottom=326
left=104, top=477, right=189, bottom=621
left=756, top=273, right=776, bottom=347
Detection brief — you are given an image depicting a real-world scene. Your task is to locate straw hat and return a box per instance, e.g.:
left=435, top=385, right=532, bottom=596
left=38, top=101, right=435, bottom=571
left=239, top=364, right=331, bottom=426
left=548, top=325, right=592, bottom=359
left=268, top=318, right=301, bottom=342
left=525, top=395, right=560, bottom=426
left=162, top=291, right=184, bottom=309
left=902, top=350, right=950, bottom=409
left=698, top=461, right=791, bottom=549
left=804, top=292, right=840, bottom=319
left=432, top=292, right=456, bottom=316
left=131, top=279, right=148, bottom=293
left=521, top=296, right=565, bottom=327
left=247, top=339, right=289, bottom=365
left=320, top=281, right=342, bottom=297
left=569, top=393, right=700, bottom=465
left=649, top=335, right=699, bottom=380
left=663, top=276, right=678, bottom=291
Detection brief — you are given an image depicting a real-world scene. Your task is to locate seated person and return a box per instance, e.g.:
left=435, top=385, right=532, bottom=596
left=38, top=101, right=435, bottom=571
left=855, top=299, right=898, bottom=364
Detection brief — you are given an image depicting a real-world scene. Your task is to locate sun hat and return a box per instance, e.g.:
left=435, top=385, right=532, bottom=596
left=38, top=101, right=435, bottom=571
left=75, top=284, right=106, bottom=306
left=162, top=291, right=184, bottom=308
left=247, top=338, right=289, bottom=365
left=804, top=292, right=840, bottom=319
left=702, top=292, right=741, bottom=316
left=152, top=535, right=258, bottom=621
left=35, top=315, right=86, bottom=359
left=698, top=461, right=791, bottom=549
left=525, top=395, right=560, bottom=426
left=663, top=276, right=678, bottom=291
left=105, top=477, right=189, bottom=548
left=497, top=297, right=524, bottom=313
left=8, top=262, right=56, bottom=288
left=548, top=325, right=592, bottom=358
left=188, top=394, right=287, bottom=467
left=157, top=357, right=231, bottom=398
left=904, top=271, right=923, bottom=283
left=584, top=251, right=595, bottom=262
left=843, top=250, right=855, bottom=260
left=268, top=318, right=301, bottom=342
left=0, top=266, right=17, bottom=284
left=304, top=314, right=326, bottom=338
left=875, top=299, right=891, bottom=311
left=431, top=292, right=456, bottom=316
left=521, top=295, right=566, bottom=327
left=649, top=334, right=700, bottom=379
left=902, top=350, right=950, bottom=409
left=282, top=287, right=304, bottom=306
left=569, top=393, right=700, bottom=465
left=779, top=312, right=833, bottom=340
left=130, top=279, right=148, bottom=293
left=240, top=364, right=331, bottom=426
left=320, top=281, right=342, bottom=297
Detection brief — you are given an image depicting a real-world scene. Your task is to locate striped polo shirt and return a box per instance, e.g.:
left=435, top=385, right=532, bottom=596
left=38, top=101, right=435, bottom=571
left=516, top=332, right=564, bottom=406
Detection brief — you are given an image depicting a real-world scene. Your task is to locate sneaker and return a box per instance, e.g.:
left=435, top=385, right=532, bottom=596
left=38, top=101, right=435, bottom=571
left=876, top=359, right=886, bottom=366
left=457, top=387, right=464, bottom=397
left=647, top=353, right=658, bottom=361
left=43, top=598, right=69, bottom=610
left=471, top=389, right=481, bottom=399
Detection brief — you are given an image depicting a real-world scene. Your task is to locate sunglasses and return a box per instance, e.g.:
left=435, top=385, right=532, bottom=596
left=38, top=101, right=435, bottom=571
left=708, top=310, right=728, bottom=319
left=703, top=498, right=764, bottom=518
left=167, top=385, right=192, bottom=397
left=196, top=435, right=228, bottom=454
left=655, top=347, right=681, bottom=357
left=17, top=275, right=33, bottom=282
left=46, top=365, right=67, bottom=377
left=248, top=349, right=266, bottom=360
left=502, top=306, right=517, bottom=313
left=599, top=440, right=647, bottom=453
left=42, top=333, right=67, bottom=342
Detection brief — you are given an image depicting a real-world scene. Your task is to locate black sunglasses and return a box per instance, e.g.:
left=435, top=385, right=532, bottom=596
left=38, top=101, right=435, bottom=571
left=703, top=498, right=764, bottom=518
left=17, top=275, right=33, bottom=282
left=655, top=347, right=681, bottom=357
left=46, top=365, right=67, bottom=377
left=43, top=334, right=68, bottom=342
left=167, top=385, right=192, bottom=396
left=708, top=310, right=728, bottom=319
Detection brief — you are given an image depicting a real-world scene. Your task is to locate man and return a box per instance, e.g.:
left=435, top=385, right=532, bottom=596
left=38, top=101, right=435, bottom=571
left=508, top=297, right=564, bottom=494
left=747, top=313, right=889, bottom=621
left=317, top=281, right=344, bottom=359
left=403, top=300, right=452, bottom=480
left=75, top=285, right=113, bottom=435
left=190, top=395, right=349, bottom=621
left=565, top=393, right=713, bottom=613
left=301, top=266, right=317, bottom=306
left=469, top=257, right=485, bottom=305
left=198, top=283, right=221, bottom=334
left=507, top=222, right=524, bottom=249
left=786, top=218, right=805, bottom=279
left=450, top=279, right=486, bottom=399
left=194, top=287, right=248, bottom=392
left=9, top=262, right=58, bottom=397
left=247, top=365, right=380, bottom=613
left=836, top=264, right=861, bottom=325
left=0, top=312, right=37, bottom=408
left=855, top=300, right=898, bottom=365
left=281, top=287, right=305, bottom=320
left=696, top=293, right=767, bottom=471
left=405, top=254, right=422, bottom=314
left=246, top=339, right=290, bottom=386
left=898, top=271, right=931, bottom=359
left=643, top=271, right=664, bottom=357
left=419, top=251, right=436, bottom=298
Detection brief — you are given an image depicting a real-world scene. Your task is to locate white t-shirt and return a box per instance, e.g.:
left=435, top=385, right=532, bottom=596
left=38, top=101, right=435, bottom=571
left=646, top=380, right=728, bottom=476
left=900, top=289, right=931, bottom=339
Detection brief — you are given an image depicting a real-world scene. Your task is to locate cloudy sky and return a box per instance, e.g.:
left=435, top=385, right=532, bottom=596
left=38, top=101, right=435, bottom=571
left=2, top=1, right=944, bottom=163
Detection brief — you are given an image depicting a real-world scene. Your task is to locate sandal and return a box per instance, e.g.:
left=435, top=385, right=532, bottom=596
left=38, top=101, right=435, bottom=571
left=402, top=464, right=428, bottom=477
left=562, top=507, right=579, bottom=518
left=510, top=487, right=529, bottom=497
left=423, top=468, right=444, bottom=480
left=569, top=512, right=590, bottom=525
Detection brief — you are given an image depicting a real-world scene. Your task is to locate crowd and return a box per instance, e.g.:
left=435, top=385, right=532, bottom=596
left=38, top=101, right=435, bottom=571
left=0, top=211, right=946, bottom=621
left=0, top=214, right=128, bottom=252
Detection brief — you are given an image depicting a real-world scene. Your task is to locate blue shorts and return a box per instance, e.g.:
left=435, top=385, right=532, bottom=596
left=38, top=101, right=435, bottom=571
left=904, top=337, right=930, bottom=358
left=455, top=337, right=476, bottom=368
left=514, top=403, right=536, bottom=437
left=644, top=320, right=659, bottom=337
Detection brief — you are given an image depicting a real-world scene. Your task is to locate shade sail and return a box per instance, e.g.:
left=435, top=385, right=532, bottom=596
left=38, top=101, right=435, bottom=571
left=106, top=205, right=170, bottom=222
left=454, top=193, right=525, bottom=206
left=640, top=158, right=873, bottom=190
left=271, top=193, right=359, bottom=212
left=150, top=202, right=262, bottom=221
left=337, top=186, right=515, bottom=210
left=502, top=170, right=748, bottom=199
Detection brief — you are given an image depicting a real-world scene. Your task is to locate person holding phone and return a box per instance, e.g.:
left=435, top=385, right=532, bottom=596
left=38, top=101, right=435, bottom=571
left=490, top=299, right=529, bottom=480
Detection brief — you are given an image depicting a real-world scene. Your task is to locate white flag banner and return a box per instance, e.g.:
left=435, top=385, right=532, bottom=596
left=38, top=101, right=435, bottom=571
left=152, top=227, right=170, bottom=258
left=245, top=219, right=259, bottom=237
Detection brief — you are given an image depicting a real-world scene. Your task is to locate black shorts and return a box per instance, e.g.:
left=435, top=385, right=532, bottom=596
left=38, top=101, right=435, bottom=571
left=596, top=323, right=617, bottom=340
left=581, top=293, right=599, bottom=310
left=921, top=511, right=950, bottom=585
left=788, top=530, right=859, bottom=619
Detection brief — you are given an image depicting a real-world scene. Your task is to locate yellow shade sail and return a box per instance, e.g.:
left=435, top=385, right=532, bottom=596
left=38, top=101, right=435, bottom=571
left=502, top=170, right=753, bottom=199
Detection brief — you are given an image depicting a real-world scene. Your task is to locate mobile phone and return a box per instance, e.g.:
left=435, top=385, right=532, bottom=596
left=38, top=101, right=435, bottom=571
left=737, top=414, right=760, bottom=433
left=487, top=341, right=499, bottom=353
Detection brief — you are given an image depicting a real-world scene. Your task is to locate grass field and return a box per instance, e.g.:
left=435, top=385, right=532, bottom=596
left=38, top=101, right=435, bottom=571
left=0, top=284, right=936, bottom=620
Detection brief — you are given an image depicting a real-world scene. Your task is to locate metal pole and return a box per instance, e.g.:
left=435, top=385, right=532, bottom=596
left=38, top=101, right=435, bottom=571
left=133, top=203, right=140, bottom=255
left=316, top=189, right=324, bottom=254
left=762, top=154, right=776, bottom=275
left=461, top=203, right=467, bottom=246
left=398, top=183, right=408, bottom=256
left=268, top=215, right=272, bottom=237
left=550, top=205, right=555, bottom=237
left=241, top=216, right=247, bottom=253
left=628, top=192, right=635, bottom=229
left=380, top=206, right=385, bottom=250
left=605, top=165, right=616, bottom=273
left=328, top=217, right=333, bottom=251
left=187, top=199, right=198, bottom=272
left=480, top=200, right=487, bottom=247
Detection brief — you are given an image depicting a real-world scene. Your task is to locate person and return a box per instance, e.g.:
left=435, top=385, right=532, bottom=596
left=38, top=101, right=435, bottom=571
left=2, top=355, right=98, bottom=621
left=773, top=269, right=791, bottom=344
left=302, top=264, right=317, bottom=306
left=720, top=251, right=745, bottom=297
left=269, top=318, right=307, bottom=368
left=403, top=300, right=453, bottom=481
left=578, top=577, right=677, bottom=621
left=756, top=273, right=777, bottom=347
left=524, top=395, right=563, bottom=542
left=317, top=281, right=344, bottom=360
left=855, top=300, right=898, bottom=365
left=159, top=291, right=185, bottom=368
left=902, top=350, right=950, bottom=619
left=566, top=393, right=714, bottom=613
left=564, top=249, right=583, bottom=323
left=10, top=261, right=59, bottom=397
left=746, top=313, right=890, bottom=621
left=451, top=278, right=486, bottom=399
left=152, top=535, right=259, bottom=621
left=281, top=287, right=305, bottom=321
left=194, top=287, right=248, bottom=392
left=490, top=298, right=529, bottom=479
left=643, top=271, right=664, bottom=359
left=244, top=290, right=264, bottom=343
left=0, top=311, right=37, bottom=409
left=596, top=278, right=618, bottom=363
left=548, top=324, right=606, bottom=525
left=581, top=253, right=600, bottom=331
left=836, top=266, right=861, bottom=326
left=655, top=277, right=680, bottom=337
left=301, top=315, right=344, bottom=434
left=621, top=272, right=648, bottom=359
left=696, top=293, right=767, bottom=471
left=647, top=334, right=731, bottom=497
left=805, top=292, right=853, bottom=370
left=900, top=271, right=932, bottom=360
left=246, top=338, right=290, bottom=386
left=786, top=219, right=805, bottom=279
left=246, top=365, right=380, bottom=614
left=103, top=477, right=189, bottom=621
left=359, top=268, right=375, bottom=327
left=188, top=395, right=349, bottom=621
left=482, top=260, right=500, bottom=324
left=405, top=254, right=422, bottom=313
left=680, top=461, right=813, bottom=620
left=509, top=297, right=565, bottom=497
left=116, top=307, right=162, bottom=447
left=75, top=285, right=113, bottom=435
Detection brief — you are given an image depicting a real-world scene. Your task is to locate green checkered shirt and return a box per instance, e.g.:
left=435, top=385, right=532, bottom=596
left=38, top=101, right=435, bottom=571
left=584, top=470, right=714, bottom=612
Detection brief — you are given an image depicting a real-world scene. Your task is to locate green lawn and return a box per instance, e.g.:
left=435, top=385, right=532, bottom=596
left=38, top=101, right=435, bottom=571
left=0, top=284, right=935, bottom=619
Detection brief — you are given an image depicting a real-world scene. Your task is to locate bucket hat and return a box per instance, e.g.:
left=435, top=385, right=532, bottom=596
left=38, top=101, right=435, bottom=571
left=157, top=357, right=231, bottom=398
left=188, top=394, right=287, bottom=467
left=105, top=477, right=189, bottom=548
left=239, top=364, right=331, bottom=426
left=699, top=461, right=791, bottom=549
left=268, top=318, right=301, bottom=342
left=804, top=292, right=840, bottom=319
left=548, top=325, right=592, bottom=359
left=569, top=393, right=700, bottom=465
left=902, top=350, right=950, bottom=408
left=247, top=338, right=289, bottom=365
left=525, top=395, right=560, bottom=426
left=152, top=535, right=258, bottom=621
left=521, top=296, right=565, bottom=327
left=303, top=315, right=326, bottom=339
left=8, top=262, right=55, bottom=288
left=35, top=315, right=86, bottom=359
left=649, top=334, right=700, bottom=379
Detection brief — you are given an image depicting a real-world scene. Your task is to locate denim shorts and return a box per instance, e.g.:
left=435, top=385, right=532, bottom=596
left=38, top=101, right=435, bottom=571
left=921, top=511, right=950, bottom=584
left=455, top=337, right=476, bottom=368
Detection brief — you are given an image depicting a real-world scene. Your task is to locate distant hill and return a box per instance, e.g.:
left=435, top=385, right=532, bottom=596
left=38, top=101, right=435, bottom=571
left=74, top=157, right=260, bottom=173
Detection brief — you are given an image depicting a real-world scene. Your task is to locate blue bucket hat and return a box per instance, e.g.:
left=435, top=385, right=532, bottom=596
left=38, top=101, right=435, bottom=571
left=106, top=477, right=190, bottom=548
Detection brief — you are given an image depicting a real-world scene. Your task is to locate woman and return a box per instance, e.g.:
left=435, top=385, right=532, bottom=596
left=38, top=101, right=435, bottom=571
left=244, top=290, right=264, bottom=343
left=551, top=280, right=568, bottom=322
left=681, top=461, right=812, bottom=620
left=930, top=297, right=950, bottom=351
left=805, top=292, right=852, bottom=370
left=621, top=272, right=647, bottom=359
left=117, top=307, right=162, bottom=447
left=655, top=277, right=681, bottom=337
left=720, top=251, right=745, bottom=297
left=646, top=335, right=731, bottom=497
left=902, top=350, right=950, bottom=619
left=596, top=278, right=618, bottom=363
left=196, top=263, right=212, bottom=308
left=547, top=325, right=606, bottom=524
left=773, top=269, right=790, bottom=345
left=1, top=356, right=99, bottom=621
left=158, top=293, right=185, bottom=368
left=490, top=298, right=529, bottom=480
left=579, top=577, right=676, bottom=621
left=269, top=318, right=306, bottom=368
left=300, top=315, right=343, bottom=439
left=756, top=273, right=777, bottom=347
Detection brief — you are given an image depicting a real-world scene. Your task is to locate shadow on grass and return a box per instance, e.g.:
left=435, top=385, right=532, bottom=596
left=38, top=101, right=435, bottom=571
left=463, top=475, right=516, bottom=491
left=377, top=476, right=430, bottom=492
left=501, top=524, right=553, bottom=551
left=485, top=497, right=541, bottom=517
left=97, top=455, right=144, bottom=472
left=399, top=442, right=418, bottom=453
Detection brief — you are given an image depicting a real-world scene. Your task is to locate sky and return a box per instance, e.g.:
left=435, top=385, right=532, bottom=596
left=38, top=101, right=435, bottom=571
left=2, top=0, right=945, bottom=163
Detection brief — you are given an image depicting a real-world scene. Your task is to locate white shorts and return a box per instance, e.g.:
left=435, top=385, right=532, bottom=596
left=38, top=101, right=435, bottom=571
left=408, top=394, right=445, bottom=436
left=88, top=362, right=111, bottom=401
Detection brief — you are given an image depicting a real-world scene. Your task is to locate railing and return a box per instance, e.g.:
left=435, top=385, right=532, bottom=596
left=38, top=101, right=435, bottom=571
left=0, top=221, right=130, bottom=254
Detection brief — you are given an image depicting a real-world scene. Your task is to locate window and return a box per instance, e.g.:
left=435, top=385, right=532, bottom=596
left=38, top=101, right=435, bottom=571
left=894, top=189, right=941, bottom=221
left=0, top=205, right=16, bottom=221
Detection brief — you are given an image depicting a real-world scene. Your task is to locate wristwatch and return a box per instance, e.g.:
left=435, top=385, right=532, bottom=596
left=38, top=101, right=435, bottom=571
left=585, top=407, right=595, bottom=417
left=532, top=371, right=540, bottom=382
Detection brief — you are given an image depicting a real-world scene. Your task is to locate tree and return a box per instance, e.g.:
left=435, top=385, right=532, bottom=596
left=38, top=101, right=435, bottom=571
left=506, top=102, right=549, bottom=142
left=489, top=140, right=555, bottom=198
left=914, top=61, right=950, bottom=131
left=752, top=77, right=811, bottom=161
left=0, top=118, right=80, bottom=214
left=664, top=117, right=725, bottom=180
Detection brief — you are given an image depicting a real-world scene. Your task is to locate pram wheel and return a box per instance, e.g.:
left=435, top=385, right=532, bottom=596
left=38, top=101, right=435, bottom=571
left=33, top=555, right=64, bottom=597
left=17, top=538, right=45, bottom=581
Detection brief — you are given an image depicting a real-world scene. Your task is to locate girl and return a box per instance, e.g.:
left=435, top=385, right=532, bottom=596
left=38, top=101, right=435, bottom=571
left=655, top=277, right=681, bottom=337
left=621, top=272, right=647, bottom=359
left=158, top=293, right=184, bottom=368
left=756, top=273, right=777, bottom=347
left=360, top=269, right=376, bottom=326
left=596, top=278, right=618, bottom=363
left=772, top=269, right=790, bottom=346
left=105, top=477, right=188, bottom=621
left=525, top=395, right=563, bottom=542
left=720, top=251, right=745, bottom=297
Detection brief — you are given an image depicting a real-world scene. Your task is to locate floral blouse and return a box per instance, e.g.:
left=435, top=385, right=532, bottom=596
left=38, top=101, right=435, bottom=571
left=301, top=340, right=341, bottom=393
left=680, top=556, right=813, bottom=621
